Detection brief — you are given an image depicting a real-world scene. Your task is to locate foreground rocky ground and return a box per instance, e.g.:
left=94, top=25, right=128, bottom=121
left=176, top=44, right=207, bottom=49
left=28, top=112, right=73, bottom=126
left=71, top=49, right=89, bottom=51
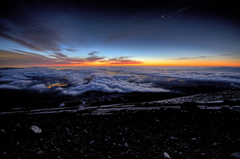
left=1, top=108, right=240, bottom=159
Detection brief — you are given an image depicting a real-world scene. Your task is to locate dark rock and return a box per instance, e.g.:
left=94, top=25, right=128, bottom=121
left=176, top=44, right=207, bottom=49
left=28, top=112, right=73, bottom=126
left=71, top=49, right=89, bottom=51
left=65, top=127, right=70, bottom=132
left=220, top=106, right=230, bottom=113
left=36, top=149, right=44, bottom=155
left=170, top=136, right=179, bottom=140
left=224, top=99, right=233, bottom=104
left=231, top=152, right=240, bottom=158
left=182, top=102, right=199, bottom=111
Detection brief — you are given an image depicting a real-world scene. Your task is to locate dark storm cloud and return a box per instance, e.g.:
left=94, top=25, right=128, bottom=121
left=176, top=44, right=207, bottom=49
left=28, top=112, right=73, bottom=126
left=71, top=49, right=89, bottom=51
left=88, top=51, right=98, bottom=56
left=169, top=56, right=210, bottom=60
left=104, top=31, right=142, bottom=43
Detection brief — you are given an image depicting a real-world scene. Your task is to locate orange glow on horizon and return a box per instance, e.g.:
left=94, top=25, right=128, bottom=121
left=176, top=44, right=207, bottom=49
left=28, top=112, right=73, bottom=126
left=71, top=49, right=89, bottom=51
left=1, top=59, right=240, bottom=67
left=31, top=60, right=240, bottom=67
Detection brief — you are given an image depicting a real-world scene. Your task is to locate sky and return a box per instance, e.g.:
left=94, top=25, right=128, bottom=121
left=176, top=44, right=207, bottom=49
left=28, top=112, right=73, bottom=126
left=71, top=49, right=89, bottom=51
left=0, top=0, right=240, bottom=67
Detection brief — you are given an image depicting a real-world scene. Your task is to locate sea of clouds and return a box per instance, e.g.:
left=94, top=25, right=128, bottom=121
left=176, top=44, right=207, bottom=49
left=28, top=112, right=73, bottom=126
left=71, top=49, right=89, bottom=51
left=0, top=66, right=239, bottom=95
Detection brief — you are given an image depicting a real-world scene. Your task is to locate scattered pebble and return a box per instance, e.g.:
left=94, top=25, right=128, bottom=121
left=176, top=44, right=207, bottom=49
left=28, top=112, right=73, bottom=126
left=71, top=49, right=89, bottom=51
left=191, top=138, right=198, bottom=141
left=171, top=136, right=178, bottom=140
left=36, top=150, right=44, bottom=155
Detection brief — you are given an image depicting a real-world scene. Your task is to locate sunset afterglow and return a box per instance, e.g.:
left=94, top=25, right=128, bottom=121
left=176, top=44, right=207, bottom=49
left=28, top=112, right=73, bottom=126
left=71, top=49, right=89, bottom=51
left=0, top=0, right=239, bottom=67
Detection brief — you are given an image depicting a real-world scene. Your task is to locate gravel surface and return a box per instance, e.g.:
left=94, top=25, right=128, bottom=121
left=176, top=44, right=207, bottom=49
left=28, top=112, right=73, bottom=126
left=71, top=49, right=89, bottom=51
left=1, top=108, right=240, bottom=159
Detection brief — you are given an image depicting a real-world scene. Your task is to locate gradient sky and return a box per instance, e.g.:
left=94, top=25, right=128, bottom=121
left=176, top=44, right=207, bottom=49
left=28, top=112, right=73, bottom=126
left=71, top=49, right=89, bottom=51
left=0, top=0, right=240, bottom=67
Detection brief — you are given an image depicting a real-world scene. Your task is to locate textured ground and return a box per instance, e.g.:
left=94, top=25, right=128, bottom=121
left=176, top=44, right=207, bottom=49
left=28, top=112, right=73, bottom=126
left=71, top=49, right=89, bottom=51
left=1, top=108, right=240, bottom=159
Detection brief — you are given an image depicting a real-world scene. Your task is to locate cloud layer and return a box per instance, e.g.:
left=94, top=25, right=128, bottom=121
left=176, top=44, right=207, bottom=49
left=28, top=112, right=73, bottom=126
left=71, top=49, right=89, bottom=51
left=0, top=66, right=239, bottom=96
left=0, top=67, right=169, bottom=95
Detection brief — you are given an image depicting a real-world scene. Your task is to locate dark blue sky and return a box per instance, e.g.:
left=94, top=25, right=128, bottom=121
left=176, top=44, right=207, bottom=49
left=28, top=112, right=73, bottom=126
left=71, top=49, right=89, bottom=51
left=0, top=0, right=239, bottom=66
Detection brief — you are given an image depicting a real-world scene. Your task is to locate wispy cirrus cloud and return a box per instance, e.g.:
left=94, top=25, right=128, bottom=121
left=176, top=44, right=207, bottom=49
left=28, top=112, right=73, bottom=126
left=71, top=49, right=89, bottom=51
left=169, top=56, right=210, bottom=60
left=165, top=6, right=193, bottom=20
left=0, top=33, right=45, bottom=52
left=66, top=48, right=77, bottom=52
left=219, top=54, right=233, bottom=56
left=11, top=49, right=49, bottom=59
left=0, top=49, right=143, bottom=66
left=102, top=56, right=143, bottom=65
left=50, top=52, right=68, bottom=59
left=88, top=51, right=99, bottom=56
left=85, top=56, right=105, bottom=62
left=0, top=15, right=62, bottom=52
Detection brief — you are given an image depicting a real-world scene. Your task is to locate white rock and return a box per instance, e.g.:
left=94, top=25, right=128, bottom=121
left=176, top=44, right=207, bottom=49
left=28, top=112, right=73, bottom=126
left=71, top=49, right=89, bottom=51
left=31, top=125, right=42, bottom=134
left=163, top=152, right=171, bottom=159
left=59, top=103, right=65, bottom=107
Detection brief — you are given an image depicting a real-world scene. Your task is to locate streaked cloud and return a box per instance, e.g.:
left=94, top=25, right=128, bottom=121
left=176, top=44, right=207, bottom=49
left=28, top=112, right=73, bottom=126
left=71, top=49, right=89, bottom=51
left=88, top=51, right=99, bottom=56
left=219, top=54, right=233, bottom=56
left=50, top=53, right=68, bottom=59
left=0, top=18, right=62, bottom=52
left=169, top=56, right=210, bottom=60
left=0, top=32, right=44, bottom=52
left=0, top=49, right=143, bottom=66
left=66, top=48, right=77, bottom=52
left=101, top=56, right=143, bottom=65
